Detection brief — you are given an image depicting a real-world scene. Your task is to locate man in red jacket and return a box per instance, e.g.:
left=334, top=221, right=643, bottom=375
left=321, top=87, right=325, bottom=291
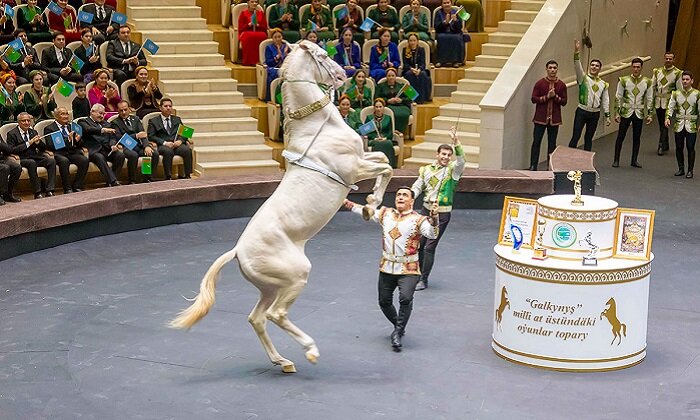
left=529, top=60, right=568, bottom=170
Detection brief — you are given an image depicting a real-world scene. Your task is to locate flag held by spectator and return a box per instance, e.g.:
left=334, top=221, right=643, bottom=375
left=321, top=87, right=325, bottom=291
left=118, top=133, right=138, bottom=150
left=309, top=20, right=319, bottom=32
left=68, top=54, right=84, bottom=72
left=275, top=89, right=283, bottom=104
left=456, top=6, right=470, bottom=21
left=345, top=85, right=358, bottom=100
left=50, top=131, right=66, bottom=150
left=378, top=48, right=388, bottom=62
left=177, top=124, right=194, bottom=139
left=8, top=38, right=24, bottom=53
left=141, top=156, right=152, bottom=175
left=402, top=85, right=419, bottom=101
left=47, top=1, right=63, bottom=15
left=63, top=14, right=73, bottom=29
left=143, top=39, right=159, bottom=55
left=78, top=10, right=94, bottom=24
left=0, top=86, right=9, bottom=106
left=358, top=120, right=376, bottom=136
left=56, top=79, right=75, bottom=97
left=86, top=43, right=94, bottom=57
left=71, top=121, right=82, bottom=136
left=334, top=6, right=348, bottom=20
left=325, top=43, right=337, bottom=57
left=359, top=17, right=376, bottom=32
left=251, top=10, right=258, bottom=26
left=4, top=4, right=14, bottom=18
left=4, top=46, right=21, bottom=63
left=110, top=11, right=127, bottom=25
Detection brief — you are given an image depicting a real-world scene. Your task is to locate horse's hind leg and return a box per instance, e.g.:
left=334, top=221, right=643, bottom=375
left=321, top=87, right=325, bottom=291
left=355, top=152, right=393, bottom=212
left=248, top=288, right=297, bottom=373
left=267, top=282, right=320, bottom=364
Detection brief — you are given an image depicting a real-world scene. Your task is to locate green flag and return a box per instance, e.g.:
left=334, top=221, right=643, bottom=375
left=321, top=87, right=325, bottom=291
left=275, top=89, right=283, bottom=104
left=456, top=6, right=470, bottom=21
left=5, top=46, right=21, bottom=64
left=0, top=87, right=8, bottom=106
left=56, top=79, right=75, bottom=97
left=177, top=124, right=194, bottom=139
left=378, top=48, right=388, bottom=62
left=402, top=85, right=419, bottom=101
left=141, top=156, right=152, bottom=175
left=345, top=85, right=358, bottom=100
left=325, top=43, right=337, bottom=57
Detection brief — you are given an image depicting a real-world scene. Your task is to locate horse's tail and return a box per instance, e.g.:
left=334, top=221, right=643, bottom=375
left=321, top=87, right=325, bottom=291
left=168, top=247, right=238, bottom=330
left=621, top=323, right=627, bottom=337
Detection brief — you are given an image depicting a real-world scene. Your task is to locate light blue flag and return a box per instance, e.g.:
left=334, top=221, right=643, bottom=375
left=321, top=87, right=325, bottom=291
left=50, top=131, right=66, bottom=150
left=118, top=133, right=138, bottom=150
left=78, top=10, right=94, bottom=24
left=142, top=38, right=159, bottom=55
left=358, top=120, right=376, bottom=136
left=71, top=121, right=83, bottom=137
left=359, top=17, right=376, bottom=32
left=86, top=43, right=94, bottom=57
left=310, top=20, right=319, bottom=32
left=110, top=11, right=127, bottom=25
left=8, top=37, right=24, bottom=52
left=47, top=1, right=63, bottom=15
left=4, top=4, right=14, bottom=18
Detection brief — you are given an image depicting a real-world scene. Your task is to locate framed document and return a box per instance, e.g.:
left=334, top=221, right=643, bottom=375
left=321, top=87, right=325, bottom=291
left=498, top=196, right=539, bottom=248
left=613, top=208, right=655, bottom=260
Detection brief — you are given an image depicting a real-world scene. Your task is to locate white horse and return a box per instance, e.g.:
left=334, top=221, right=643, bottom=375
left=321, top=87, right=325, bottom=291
left=169, top=41, right=393, bottom=373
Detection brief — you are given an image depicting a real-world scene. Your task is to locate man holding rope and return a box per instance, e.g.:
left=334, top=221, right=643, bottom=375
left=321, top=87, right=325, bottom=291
left=411, top=126, right=464, bottom=290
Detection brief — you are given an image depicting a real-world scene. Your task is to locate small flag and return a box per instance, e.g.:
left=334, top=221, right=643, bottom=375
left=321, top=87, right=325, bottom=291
left=275, top=89, right=282, bottom=104
left=456, top=6, right=471, bottom=21
left=68, top=54, right=84, bottom=72
left=309, top=20, right=318, bottom=32
left=110, top=11, right=127, bottom=25
left=47, top=1, right=63, bottom=16
left=142, top=38, right=159, bottom=55
left=4, top=46, right=22, bottom=63
left=402, top=85, right=419, bottom=101
left=359, top=17, right=376, bottom=32
left=325, top=43, right=337, bottom=57
left=378, top=48, right=388, bottom=62
left=118, top=133, right=138, bottom=150
left=345, top=85, right=358, bottom=100
left=141, top=156, right=152, bottom=175
left=63, top=14, right=73, bottom=29
left=8, top=37, right=24, bottom=53
left=50, top=131, right=66, bottom=149
left=251, top=10, right=258, bottom=26
left=0, top=86, right=9, bottom=106
left=358, top=120, right=376, bottom=136
left=71, top=121, right=82, bottom=136
left=334, top=6, right=348, bottom=20
left=25, top=6, right=37, bottom=22
left=78, top=10, right=94, bottom=24
left=56, top=79, right=75, bottom=97
left=86, top=43, right=94, bottom=57
left=4, top=4, right=14, bottom=18
left=177, top=124, right=194, bottom=139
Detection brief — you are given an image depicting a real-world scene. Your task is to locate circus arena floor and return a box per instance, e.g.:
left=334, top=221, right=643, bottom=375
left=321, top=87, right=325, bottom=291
left=2, top=130, right=700, bottom=420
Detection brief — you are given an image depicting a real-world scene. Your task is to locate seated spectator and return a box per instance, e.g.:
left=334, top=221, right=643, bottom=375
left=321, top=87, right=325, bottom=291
left=338, top=94, right=360, bottom=130
left=73, top=28, right=102, bottom=83
left=127, top=66, right=163, bottom=119
left=301, top=0, right=334, bottom=42
left=434, top=0, right=468, bottom=68
left=265, top=29, right=291, bottom=101
left=0, top=132, right=22, bottom=205
left=41, top=32, right=83, bottom=84
left=362, top=98, right=396, bottom=167
left=369, top=28, right=400, bottom=80
left=401, top=33, right=431, bottom=103
left=335, top=0, right=364, bottom=45
left=455, top=0, right=484, bottom=32
left=72, top=82, right=90, bottom=118
left=6, top=111, right=57, bottom=198
left=268, top=0, right=300, bottom=43
left=47, top=0, right=81, bottom=43
left=334, top=28, right=362, bottom=78
left=344, top=69, right=372, bottom=109
left=0, top=74, right=26, bottom=126
left=23, top=70, right=57, bottom=122
left=369, top=0, right=399, bottom=43
left=18, top=0, right=53, bottom=44
left=0, top=6, right=16, bottom=45
left=304, top=30, right=319, bottom=44
left=401, top=0, right=430, bottom=42
left=237, top=0, right=268, bottom=66
left=374, top=66, right=411, bottom=132
left=7, top=29, right=49, bottom=86
left=88, top=68, right=120, bottom=118
left=81, top=0, right=119, bottom=45
left=43, top=107, right=89, bottom=193
left=79, top=103, right=124, bottom=187
left=147, top=98, right=193, bottom=180
left=111, top=100, right=158, bottom=184
left=106, top=25, right=147, bottom=86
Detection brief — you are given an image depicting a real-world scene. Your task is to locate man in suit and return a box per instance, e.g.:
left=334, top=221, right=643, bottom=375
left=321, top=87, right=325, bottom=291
left=6, top=112, right=57, bottom=198
left=44, top=107, right=89, bottom=193
left=106, top=25, right=147, bottom=86
left=147, top=98, right=193, bottom=180
left=6, top=29, right=50, bottom=86
left=0, top=139, right=22, bottom=205
left=111, top=100, right=159, bottom=183
left=82, top=0, right=119, bottom=45
left=79, top=103, right=124, bottom=187
left=41, top=32, right=83, bottom=84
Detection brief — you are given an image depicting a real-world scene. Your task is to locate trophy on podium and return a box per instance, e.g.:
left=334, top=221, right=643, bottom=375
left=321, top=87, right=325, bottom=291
left=567, top=170, right=585, bottom=206
left=532, top=219, right=548, bottom=260
left=579, top=230, right=599, bottom=266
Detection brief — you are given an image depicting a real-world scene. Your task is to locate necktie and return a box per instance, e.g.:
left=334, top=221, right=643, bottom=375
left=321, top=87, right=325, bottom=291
left=97, top=6, right=104, bottom=20
left=125, top=118, right=132, bottom=130
left=61, top=125, right=68, bottom=138
left=124, top=43, right=130, bottom=56
left=165, top=117, right=171, bottom=132
left=24, top=132, right=30, bottom=144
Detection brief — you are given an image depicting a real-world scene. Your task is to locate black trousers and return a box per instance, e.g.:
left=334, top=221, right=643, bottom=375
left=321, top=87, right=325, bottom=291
left=378, top=272, right=419, bottom=332
left=123, top=147, right=160, bottom=182
left=418, top=208, right=451, bottom=283
left=568, top=108, right=600, bottom=151
left=675, top=129, right=697, bottom=172
left=159, top=144, right=193, bottom=179
left=89, top=150, right=124, bottom=184
left=531, top=123, right=559, bottom=169
left=21, top=156, right=56, bottom=193
left=614, top=114, right=644, bottom=164
left=656, top=107, right=670, bottom=151
left=54, top=152, right=89, bottom=191
left=0, top=158, right=21, bottom=195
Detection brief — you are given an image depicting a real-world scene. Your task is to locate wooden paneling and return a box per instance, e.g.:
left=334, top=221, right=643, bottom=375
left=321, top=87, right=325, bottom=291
left=210, top=25, right=231, bottom=60
left=196, top=0, right=222, bottom=24
left=484, top=0, right=510, bottom=28
left=434, top=67, right=467, bottom=85
left=467, top=32, right=489, bottom=61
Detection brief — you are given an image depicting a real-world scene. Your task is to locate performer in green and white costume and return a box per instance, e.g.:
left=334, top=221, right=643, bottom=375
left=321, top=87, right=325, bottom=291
left=613, top=57, right=654, bottom=168
left=410, top=127, right=465, bottom=290
left=568, top=40, right=611, bottom=151
left=651, top=52, right=683, bottom=155
left=665, top=71, right=699, bottom=179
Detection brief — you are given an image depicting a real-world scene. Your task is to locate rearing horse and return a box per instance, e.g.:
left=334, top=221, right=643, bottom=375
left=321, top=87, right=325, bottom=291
left=169, top=41, right=393, bottom=373
left=600, top=297, right=626, bottom=346
left=495, top=286, right=510, bottom=331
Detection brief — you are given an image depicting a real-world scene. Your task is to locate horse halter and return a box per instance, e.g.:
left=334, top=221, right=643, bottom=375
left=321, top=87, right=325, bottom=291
left=284, top=44, right=341, bottom=120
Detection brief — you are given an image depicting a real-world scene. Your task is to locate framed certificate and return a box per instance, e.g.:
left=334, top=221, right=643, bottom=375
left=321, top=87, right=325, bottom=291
left=498, top=196, right=539, bottom=248
left=613, top=208, right=655, bottom=260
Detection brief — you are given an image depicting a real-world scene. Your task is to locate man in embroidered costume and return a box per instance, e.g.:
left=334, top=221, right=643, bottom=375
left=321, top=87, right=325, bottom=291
left=652, top=52, right=683, bottom=156
left=613, top=57, right=654, bottom=168
left=665, top=71, right=699, bottom=179
left=344, top=188, right=439, bottom=351
left=410, top=127, right=464, bottom=291
left=568, top=39, right=611, bottom=152
left=529, top=59, right=568, bottom=170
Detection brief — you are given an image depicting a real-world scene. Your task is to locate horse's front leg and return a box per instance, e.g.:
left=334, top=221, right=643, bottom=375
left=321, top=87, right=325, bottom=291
left=355, top=151, right=393, bottom=215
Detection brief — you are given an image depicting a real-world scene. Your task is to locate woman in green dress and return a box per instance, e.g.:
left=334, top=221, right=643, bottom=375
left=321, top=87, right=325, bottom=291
left=0, top=74, right=26, bottom=126
left=338, top=94, right=360, bottom=130
left=22, top=70, right=56, bottom=122
left=343, top=69, right=372, bottom=110
left=368, top=0, right=399, bottom=43
left=362, top=98, right=396, bottom=168
left=268, top=0, right=301, bottom=43
left=374, top=66, right=411, bottom=133
left=401, top=0, right=430, bottom=42
left=17, top=0, right=52, bottom=44
left=301, top=0, right=334, bottom=41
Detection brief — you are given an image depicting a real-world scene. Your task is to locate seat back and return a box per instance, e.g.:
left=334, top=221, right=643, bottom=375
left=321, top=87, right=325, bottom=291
left=34, top=42, right=54, bottom=64
left=398, top=5, right=431, bottom=39
left=66, top=41, right=82, bottom=52
left=120, top=79, right=136, bottom=102
left=51, top=81, right=78, bottom=110
left=34, top=119, right=55, bottom=139
left=361, top=38, right=378, bottom=65
left=99, top=42, right=109, bottom=68
left=141, top=111, right=162, bottom=131
left=16, top=83, right=32, bottom=96
left=0, top=123, right=18, bottom=142
left=359, top=105, right=395, bottom=134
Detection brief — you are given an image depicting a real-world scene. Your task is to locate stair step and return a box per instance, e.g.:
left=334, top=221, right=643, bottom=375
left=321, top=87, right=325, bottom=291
left=127, top=5, right=202, bottom=19
left=409, top=142, right=480, bottom=160
left=175, top=104, right=252, bottom=119
left=438, top=103, right=481, bottom=119
left=160, top=78, right=239, bottom=93
left=457, top=78, right=492, bottom=93
left=432, top=116, right=481, bottom=132
left=195, top=144, right=272, bottom=162
left=157, top=66, right=232, bottom=80
left=464, top=66, right=501, bottom=81
left=168, top=91, right=243, bottom=105
left=155, top=41, right=220, bottom=55
left=149, top=53, right=224, bottom=67
left=190, top=129, right=262, bottom=145
left=497, top=21, right=532, bottom=33
left=196, top=160, right=281, bottom=176
left=132, top=17, right=207, bottom=30
left=451, top=90, right=485, bottom=105
left=403, top=157, right=479, bottom=170
left=487, top=32, right=524, bottom=45
left=475, top=54, right=509, bottom=68
left=424, top=129, right=480, bottom=148
left=504, top=9, right=539, bottom=22
left=480, top=42, right=516, bottom=56
left=187, top=118, right=259, bottom=133
left=138, top=30, right=213, bottom=42
left=510, top=0, right=545, bottom=12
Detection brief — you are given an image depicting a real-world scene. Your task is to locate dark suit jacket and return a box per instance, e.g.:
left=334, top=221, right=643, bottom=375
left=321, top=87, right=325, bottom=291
left=41, top=46, right=75, bottom=76
left=79, top=117, right=115, bottom=154
left=82, top=3, right=119, bottom=36
left=111, top=115, right=149, bottom=151
left=8, top=46, right=46, bottom=80
left=43, top=121, right=84, bottom=155
left=106, top=39, right=147, bottom=74
left=74, top=44, right=102, bottom=77
left=0, top=139, right=14, bottom=156
left=6, top=126, right=46, bottom=158
left=147, top=114, right=188, bottom=146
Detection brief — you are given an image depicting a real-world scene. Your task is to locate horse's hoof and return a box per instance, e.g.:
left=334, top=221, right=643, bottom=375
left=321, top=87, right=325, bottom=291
left=362, top=206, right=375, bottom=221
left=305, top=347, right=320, bottom=364
left=366, top=194, right=377, bottom=205
left=281, top=363, right=297, bottom=373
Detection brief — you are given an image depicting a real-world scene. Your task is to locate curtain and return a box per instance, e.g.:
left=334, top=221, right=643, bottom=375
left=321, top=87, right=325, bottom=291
left=671, top=0, right=700, bottom=85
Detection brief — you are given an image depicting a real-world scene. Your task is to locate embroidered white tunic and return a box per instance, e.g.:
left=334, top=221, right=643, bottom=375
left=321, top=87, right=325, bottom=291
left=666, top=88, right=700, bottom=133
left=651, top=65, right=683, bottom=109
left=615, top=75, right=654, bottom=119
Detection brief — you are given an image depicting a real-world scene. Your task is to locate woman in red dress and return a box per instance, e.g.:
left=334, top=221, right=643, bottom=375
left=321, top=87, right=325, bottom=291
left=238, top=0, right=268, bottom=66
left=47, top=0, right=81, bottom=43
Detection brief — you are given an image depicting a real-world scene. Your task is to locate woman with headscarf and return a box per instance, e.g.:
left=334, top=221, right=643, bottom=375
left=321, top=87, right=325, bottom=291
left=88, top=68, right=120, bottom=118
left=401, top=32, right=431, bottom=103
left=265, top=29, right=290, bottom=101
left=400, top=0, right=430, bottom=42
left=333, top=28, right=361, bottom=78
left=301, top=0, right=334, bottom=42
left=362, top=97, right=396, bottom=168
left=127, top=66, right=163, bottom=119
left=22, top=70, right=56, bottom=121
left=334, top=0, right=364, bottom=45
left=337, top=94, right=360, bottom=130
left=374, top=66, right=411, bottom=133
left=343, top=69, right=372, bottom=110
left=434, top=0, right=468, bottom=68
left=368, top=0, right=399, bottom=43
left=0, top=73, right=26, bottom=125
left=18, top=0, right=52, bottom=43
left=268, top=0, right=300, bottom=43
left=238, top=0, right=268, bottom=66
left=368, top=28, right=399, bottom=80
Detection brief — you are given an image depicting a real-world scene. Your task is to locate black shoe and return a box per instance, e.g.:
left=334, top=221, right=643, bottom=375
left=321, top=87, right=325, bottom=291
left=674, top=169, right=685, bottom=176
left=72, top=188, right=83, bottom=192
left=165, top=176, right=172, bottom=180
left=390, top=329, right=402, bottom=351
left=0, top=197, right=5, bottom=206
left=63, top=188, right=72, bottom=194
left=686, top=171, right=693, bottom=179
left=631, top=162, right=642, bottom=168
left=657, top=148, right=664, bottom=156
left=143, top=177, right=153, bottom=183
left=612, top=161, right=619, bottom=167
left=126, top=180, right=136, bottom=185
left=528, top=165, right=537, bottom=171
left=3, top=193, right=21, bottom=203
left=415, top=280, right=427, bottom=291
left=34, top=192, right=44, bottom=199
left=109, top=181, right=121, bottom=187
left=45, top=191, right=55, bottom=197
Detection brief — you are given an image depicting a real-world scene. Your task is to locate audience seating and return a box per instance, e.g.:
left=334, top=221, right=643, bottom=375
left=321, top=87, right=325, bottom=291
left=66, top=41, right=82, bottom=52
left=431, top=6, right=469, bottom=62
left=397, top=5, right=432, bottom=40
left=396, top=39, right=434, bottom=99
left=255, top=38, right=290, bottom=101
left=34, top=42, right=53, bottom=64
left=375, top=75, right=417, bottom=140
left=359, top=105, right=404, bottom=167
left=363, top=4, right=398, bottom=40
left=331, top=4, right=364, bottom=38
left=266, top=77, right=283, bottom=141
left=99, top=42, right=109, bottom=68
left=229, top=3, right=264, bottom=64
left=120, top=79, right=136, bottom=102
left=361, top=38, right=378, bottom=66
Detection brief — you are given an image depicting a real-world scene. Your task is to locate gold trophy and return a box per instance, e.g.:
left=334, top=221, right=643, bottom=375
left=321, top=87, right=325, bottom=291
left=567, top=170, right=584, bottom=206
left=532, top=219, right=548, bottom=260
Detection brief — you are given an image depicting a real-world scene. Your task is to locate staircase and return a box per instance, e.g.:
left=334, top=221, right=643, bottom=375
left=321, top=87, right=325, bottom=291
left=404, top=0, right=545, bottom=169
left=126, top=0, right=280, bottom=176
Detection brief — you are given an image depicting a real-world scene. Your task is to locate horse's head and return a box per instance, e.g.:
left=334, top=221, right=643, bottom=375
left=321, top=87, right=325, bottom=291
left=280, top=41, right=346, bottom=90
